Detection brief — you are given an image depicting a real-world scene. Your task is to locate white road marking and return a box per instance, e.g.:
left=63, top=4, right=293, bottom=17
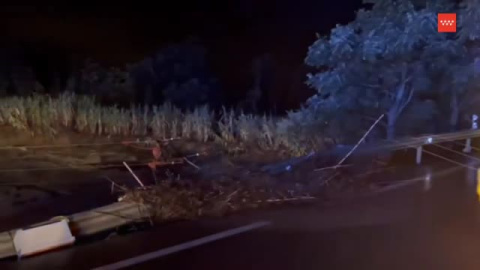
left=91, top=221, right=272, bottom=270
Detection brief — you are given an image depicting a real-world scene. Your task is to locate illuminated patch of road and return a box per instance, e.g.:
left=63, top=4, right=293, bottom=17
left=91, top=221, right=272, bottom=270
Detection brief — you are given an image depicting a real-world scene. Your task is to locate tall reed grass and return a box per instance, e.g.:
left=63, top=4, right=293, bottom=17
left=0, top=93, right=328, bottom=156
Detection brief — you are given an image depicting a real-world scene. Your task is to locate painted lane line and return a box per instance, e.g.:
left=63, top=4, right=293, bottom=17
left=91, top=221, right=272, bottom=270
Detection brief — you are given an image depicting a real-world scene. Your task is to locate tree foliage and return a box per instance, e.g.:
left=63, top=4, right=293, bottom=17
left=302, top=0, right=480, bottom=141
left=129, top=40, right=221, bottom=109
left=76, top=59, right=134, bottom=105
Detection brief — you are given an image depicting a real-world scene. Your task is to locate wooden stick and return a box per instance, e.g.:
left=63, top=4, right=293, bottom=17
left=103, top=176, right=127, bottom=191
left=321, top=172, right=339, bottom=186
left=185, top=153, right=202, bottom=158
left=257, top=196, right=317, bottom=203
left=314, top=164, right=352, bottom=172
left=225, top=189, right=239, bottom=202
left=183, top=157, right=201, bottom=170
left=123, top=161, right=145, bottom=188
left=333, top=114, right=384, bottom=169
left=151, top=169, right=159, bottom=185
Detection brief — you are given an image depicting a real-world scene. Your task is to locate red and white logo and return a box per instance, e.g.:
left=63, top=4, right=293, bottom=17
left=438, top=13, right=456, bottom=32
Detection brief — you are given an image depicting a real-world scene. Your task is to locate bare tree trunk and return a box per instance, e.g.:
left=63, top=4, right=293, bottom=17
left=386, top=125, right=396, bottom=140
left=385, top=65, right=414, bottom=140
left=386, top=111, right=397, bottom=140
left=386, top=98, right=411, bottom=140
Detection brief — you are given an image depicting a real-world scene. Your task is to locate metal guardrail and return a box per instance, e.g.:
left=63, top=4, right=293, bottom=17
left=336, top=129, right=480, bottom=157
left=380, top=129, right=480, bottom=150
left=263, top=129, right=480, bottom=174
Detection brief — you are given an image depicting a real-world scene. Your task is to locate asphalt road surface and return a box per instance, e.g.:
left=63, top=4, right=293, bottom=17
left=3, top=162, right=480, bottom=270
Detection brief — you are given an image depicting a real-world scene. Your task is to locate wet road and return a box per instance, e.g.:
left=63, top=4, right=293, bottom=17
left=3, top=161, right=480, bottom=269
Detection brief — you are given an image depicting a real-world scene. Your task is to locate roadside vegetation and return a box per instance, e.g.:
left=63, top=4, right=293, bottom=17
left=122, top=178, right=316, bottom=222
left=0, top=93, right=328, bottom=156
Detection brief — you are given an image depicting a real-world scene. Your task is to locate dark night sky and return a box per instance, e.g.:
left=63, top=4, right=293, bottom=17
left=0, top=1, right=364, bottom=110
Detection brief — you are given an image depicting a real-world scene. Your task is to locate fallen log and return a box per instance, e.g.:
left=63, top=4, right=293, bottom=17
left=68, top=202, right=150, bottom=237
left=0, top=202, right=150, bottom=260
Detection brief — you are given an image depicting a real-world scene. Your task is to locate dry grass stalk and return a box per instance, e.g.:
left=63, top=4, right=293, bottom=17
left=0, top=93, right=332, bottom=156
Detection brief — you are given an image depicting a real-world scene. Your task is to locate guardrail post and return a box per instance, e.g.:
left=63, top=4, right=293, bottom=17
left=416, top=146, right=422, bottom=165
left=464, top=114, right=478, bottom=153
left=464, top=138, right=472, bottom=153
left=463, top=138, right=472, bottom=153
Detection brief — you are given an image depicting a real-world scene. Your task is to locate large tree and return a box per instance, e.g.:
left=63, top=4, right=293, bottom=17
left=453, top=0, right=480, bottom=127
left=304, top=0, right=474, bottom=140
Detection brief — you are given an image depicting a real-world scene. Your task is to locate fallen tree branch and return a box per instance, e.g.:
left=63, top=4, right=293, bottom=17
left=320, top=172, right=339, bottom=186
left=103, top=176, right=127, bottom=193
left=333, top=114, right=385, bottom=169
left=258, top=196, right=317, bottom=203
left=123, top=161, right=145, bottom=188
left=183, top=157, right=201, bottom=170
left=314, top=164, right=352, bottom=172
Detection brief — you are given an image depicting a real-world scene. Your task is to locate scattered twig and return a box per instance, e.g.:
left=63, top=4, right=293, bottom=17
left=158, top=137, right=181, bottom=143
left=225, top=189, right=239, bottom=203
left=103, top=176, right=127, bottom=192
left=148, top=160, right=184, bottom=170
left=313, top=114, right=384, bottom=173
left=123, top=161, right=145, bottom=188
left=185, top=152, right=202, bottom=158
left=122, top=137, right=181, bottom=151
left=321, top=172, right=340, bottom=186
left=151, top=169, right=159, bottom=185
left=314, top=164, right=352, bottom=172
left=183, top=157, right=201, bottom=170
left=259, top=196, right=317, bottom=203
left=352, top=166, right=396, bottom=178
left=334, top=114, right=384, bottom=169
